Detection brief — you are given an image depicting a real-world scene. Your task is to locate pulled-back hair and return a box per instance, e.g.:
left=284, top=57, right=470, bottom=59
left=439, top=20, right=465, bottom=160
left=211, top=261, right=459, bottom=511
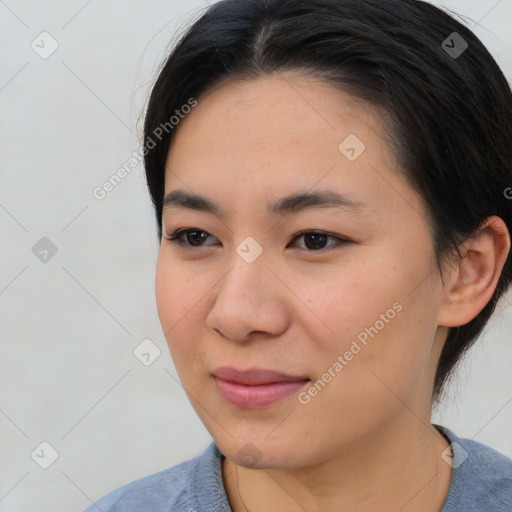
left=143, top=0, right=512, bottom=403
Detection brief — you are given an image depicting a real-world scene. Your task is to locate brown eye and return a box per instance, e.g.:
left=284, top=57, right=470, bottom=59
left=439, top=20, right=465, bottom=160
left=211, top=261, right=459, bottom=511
left=165, top=228, right=349, bottom=252
left=165, top=228, right=218, bottom=247
left=290, top=231, right=349, bottom=251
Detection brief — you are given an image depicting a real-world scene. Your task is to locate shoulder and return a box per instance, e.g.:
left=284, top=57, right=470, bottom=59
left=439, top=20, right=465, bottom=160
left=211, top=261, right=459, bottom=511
left=82, top=442, right=230, bottom=512
left=436, top=425, right=512, bottom=511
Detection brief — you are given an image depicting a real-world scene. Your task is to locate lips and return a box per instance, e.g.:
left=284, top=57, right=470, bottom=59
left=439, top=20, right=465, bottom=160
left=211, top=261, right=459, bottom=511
left=212, top=367, right=310, bottom=408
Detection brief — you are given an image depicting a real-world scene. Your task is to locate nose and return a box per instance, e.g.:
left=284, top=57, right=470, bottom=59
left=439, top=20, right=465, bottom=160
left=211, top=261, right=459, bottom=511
left=205, top=250, right=290, bottom=343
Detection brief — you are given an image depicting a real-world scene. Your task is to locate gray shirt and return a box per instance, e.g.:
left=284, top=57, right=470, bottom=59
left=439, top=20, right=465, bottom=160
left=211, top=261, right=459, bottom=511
left=83, top=425, right=512, bottom=511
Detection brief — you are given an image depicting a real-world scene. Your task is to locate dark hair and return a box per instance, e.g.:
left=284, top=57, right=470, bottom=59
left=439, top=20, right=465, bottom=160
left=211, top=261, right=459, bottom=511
left=143, top=0, right=512, bottom=403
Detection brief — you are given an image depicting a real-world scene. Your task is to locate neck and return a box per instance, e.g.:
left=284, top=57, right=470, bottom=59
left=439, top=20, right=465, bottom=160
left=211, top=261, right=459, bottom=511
left=222, top=417, right=452, bottom=512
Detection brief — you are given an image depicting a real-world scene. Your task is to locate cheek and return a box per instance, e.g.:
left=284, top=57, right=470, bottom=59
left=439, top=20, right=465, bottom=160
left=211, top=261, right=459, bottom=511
left=289, top=256, right=399, bottom=351
left=295, top=248, right=438, bottom=388
left=155, top=255, right=200, bottom=362
left=155, top=252, right=208, bottom=330
left=155, top=256, right=180, bottom=331
left=292, top=292, right=438, bottom=446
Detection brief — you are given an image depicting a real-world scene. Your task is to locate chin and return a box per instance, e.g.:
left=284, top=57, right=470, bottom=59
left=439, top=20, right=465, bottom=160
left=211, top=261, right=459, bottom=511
left=213, top=430, right=308, bottom=469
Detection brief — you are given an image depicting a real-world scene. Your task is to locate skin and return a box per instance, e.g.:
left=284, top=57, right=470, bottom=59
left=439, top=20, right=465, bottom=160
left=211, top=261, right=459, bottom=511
left=154, top=71, right=510, bottom=512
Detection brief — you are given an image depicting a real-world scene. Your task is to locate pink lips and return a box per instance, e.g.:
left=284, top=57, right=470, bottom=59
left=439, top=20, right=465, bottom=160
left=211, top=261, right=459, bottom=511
left=212, top=367, right=310, bottom=409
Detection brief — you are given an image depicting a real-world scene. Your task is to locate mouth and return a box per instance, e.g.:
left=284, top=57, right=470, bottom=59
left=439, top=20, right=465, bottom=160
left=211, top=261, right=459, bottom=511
left=211, top=367, right=310, bottom=409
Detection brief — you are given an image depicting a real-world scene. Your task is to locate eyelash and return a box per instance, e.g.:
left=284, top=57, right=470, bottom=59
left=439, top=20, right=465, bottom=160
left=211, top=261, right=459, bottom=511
left=164, top=228, right=350, bottom=252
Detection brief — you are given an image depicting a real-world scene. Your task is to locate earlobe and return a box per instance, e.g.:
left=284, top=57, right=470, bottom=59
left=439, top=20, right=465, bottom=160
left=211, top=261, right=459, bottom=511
left=437, top=216, right=510, bottom=328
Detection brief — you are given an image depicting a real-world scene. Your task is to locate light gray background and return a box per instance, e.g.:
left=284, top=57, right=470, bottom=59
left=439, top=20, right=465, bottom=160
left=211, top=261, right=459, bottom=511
left=1, top=1, right=511, bottom=511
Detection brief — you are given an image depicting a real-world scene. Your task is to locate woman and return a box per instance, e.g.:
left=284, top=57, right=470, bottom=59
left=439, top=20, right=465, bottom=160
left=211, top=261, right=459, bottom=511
left=84, top=0, right=512, bottom=510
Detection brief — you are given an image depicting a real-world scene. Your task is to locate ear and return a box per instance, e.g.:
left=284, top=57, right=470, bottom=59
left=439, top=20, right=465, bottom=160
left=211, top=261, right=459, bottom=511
left=437, top=216, right=510, bottom=328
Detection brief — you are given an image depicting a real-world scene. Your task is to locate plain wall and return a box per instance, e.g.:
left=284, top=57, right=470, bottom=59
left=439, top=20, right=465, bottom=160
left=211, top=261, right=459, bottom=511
left=1, top=1, right=511, bottom=510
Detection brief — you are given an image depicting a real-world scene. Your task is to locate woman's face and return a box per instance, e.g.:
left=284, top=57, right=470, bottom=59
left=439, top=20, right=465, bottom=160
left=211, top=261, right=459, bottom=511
left=155, top=72, right=450, bottom=468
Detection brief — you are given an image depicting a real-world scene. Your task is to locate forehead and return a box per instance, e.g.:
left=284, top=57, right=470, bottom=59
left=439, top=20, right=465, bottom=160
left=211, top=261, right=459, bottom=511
left=170, top=72, right=382, bottom=153
left=163, top=72, right=423, bottom=221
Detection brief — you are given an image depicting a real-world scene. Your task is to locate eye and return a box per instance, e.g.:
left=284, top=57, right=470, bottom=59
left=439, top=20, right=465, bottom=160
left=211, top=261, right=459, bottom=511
left=165, top=228, right=219, bottom=247
left=165, top=228, right=349, bottom=252
left=289, top=230, right=349, bottom=251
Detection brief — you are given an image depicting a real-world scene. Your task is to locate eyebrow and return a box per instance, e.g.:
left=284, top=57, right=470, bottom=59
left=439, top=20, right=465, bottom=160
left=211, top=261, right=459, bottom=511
left=163, top=189, right=367, bottom=217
